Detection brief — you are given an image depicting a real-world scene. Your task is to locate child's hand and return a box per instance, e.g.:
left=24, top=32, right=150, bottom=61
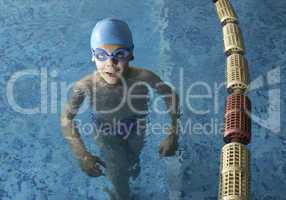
left=79, top=152, right=106, bottom=177
left=159, top=127, right=178, bottom=157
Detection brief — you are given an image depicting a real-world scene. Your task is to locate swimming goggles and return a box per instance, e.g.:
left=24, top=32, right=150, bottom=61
left=92, top=48, right=132, bottom=62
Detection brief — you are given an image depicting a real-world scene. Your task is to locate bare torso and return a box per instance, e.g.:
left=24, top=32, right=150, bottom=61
left=82, top=66, right=151, bottom=122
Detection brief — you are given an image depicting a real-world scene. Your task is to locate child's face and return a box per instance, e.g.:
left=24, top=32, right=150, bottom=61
left=94, top=44, right=132, bottom=85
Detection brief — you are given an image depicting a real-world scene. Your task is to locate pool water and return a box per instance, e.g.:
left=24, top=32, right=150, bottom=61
left=0, top=0, right=285, bottom=199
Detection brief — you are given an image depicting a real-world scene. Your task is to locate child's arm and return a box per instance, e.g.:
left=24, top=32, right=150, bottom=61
left=60, top=79, right=105, bottom=176
left=154, top=77, right=180, bottom=135
left=142, top=69, right=180, bottom=156
left=143, top=69, right=180, bottom=130
left=60, top=81, right=89, bottom=160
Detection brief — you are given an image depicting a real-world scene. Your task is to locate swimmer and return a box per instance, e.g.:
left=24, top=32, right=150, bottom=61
left=60, top=18, right=180, bottom=200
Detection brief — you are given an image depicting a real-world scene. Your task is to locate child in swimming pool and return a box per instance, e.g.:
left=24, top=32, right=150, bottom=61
left=60, top=18, right=180, bottom=200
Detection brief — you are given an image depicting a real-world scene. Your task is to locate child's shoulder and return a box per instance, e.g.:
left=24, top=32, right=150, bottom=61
left=74, top=72, right=96, bottom=90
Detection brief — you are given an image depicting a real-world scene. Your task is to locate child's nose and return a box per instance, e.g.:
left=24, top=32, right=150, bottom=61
left=105, top=59, right=119, bottom=71
left=106, top=57, right=118, bottom=65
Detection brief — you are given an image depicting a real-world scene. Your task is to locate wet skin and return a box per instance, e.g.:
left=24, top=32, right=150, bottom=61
left=60, top=44, right=180, bottom=199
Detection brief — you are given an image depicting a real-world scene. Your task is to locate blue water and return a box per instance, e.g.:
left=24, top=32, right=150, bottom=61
left=0, top=0, right=285, bottom=199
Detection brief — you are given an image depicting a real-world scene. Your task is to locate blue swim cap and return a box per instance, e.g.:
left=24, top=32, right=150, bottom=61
left=90, top=18, right=134, bottom=52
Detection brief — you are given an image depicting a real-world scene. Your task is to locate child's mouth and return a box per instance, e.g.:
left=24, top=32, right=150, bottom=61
left=106, top=72, right=117, bottom=78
